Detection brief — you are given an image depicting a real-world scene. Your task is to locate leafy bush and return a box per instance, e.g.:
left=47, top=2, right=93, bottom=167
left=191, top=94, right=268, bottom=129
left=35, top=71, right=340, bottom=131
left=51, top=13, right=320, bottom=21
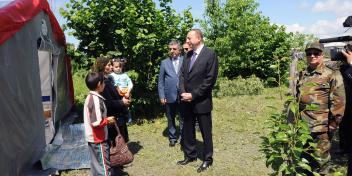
left=214, top=75, right=264, bottom=97
left=61, top=0, right=195, bottom=119
left=261, top=96, right=320, bottom=175
left=202, top=0, right=293, bottom=81
left=72, top=70, right=89, bottom=119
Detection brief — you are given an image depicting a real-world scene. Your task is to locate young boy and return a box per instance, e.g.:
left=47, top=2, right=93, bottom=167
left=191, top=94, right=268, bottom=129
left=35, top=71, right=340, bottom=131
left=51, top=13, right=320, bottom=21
left=84, top=72, right=116, bottom=176
left=109, top=58, right=133, bottom=123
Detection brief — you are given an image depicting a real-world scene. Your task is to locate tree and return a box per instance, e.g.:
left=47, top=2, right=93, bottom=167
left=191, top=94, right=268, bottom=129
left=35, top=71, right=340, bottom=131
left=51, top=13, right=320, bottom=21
left=202, top=0, right=294, bottom=81
left=289, top=32, right=317, bottom=52
left=60, top=0, right=194, bottom=118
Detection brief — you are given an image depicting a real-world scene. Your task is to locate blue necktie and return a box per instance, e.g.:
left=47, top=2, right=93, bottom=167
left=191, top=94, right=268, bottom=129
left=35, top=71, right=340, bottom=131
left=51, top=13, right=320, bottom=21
left=189, top=52, right=197, bottom=71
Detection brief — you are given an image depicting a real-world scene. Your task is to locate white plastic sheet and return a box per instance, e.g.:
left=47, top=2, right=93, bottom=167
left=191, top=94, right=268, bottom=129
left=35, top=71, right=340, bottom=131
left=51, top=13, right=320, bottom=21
left=41, top=114, right=90, bottom=170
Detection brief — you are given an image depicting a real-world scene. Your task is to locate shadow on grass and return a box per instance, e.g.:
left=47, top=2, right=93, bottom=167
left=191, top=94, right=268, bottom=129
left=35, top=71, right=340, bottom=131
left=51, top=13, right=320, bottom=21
left=330, top=135, right=348, bottom=174
left=160, top=122, right=208, bottom=161
left=128, top=141, right=143, bottom=155
left=112, top=166, right=130, bottom=176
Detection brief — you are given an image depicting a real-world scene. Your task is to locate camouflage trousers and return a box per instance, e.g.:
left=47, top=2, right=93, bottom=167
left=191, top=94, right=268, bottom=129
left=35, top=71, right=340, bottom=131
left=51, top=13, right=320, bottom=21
left=303, top=132, right=331, bottom=175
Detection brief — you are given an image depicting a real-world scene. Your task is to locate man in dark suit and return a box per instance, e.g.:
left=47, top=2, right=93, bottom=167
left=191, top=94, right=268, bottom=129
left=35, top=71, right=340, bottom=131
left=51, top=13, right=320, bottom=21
left=341, top=50, right=352, bottom=175
left=158, top=40, right=184, bottom=147
left=342, top=50, right=352, bottom=79
left=177, top=29, right=218, bottom=173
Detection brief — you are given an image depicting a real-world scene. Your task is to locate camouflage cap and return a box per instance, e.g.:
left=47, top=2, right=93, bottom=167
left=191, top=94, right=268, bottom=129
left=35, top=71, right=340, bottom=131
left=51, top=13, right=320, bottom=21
left=305, top=41, right=324, bottom=52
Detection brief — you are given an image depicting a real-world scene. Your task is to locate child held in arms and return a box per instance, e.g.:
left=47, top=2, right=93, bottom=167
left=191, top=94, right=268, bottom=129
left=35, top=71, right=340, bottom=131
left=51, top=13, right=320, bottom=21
left=110, top=58, right=133, bottom=124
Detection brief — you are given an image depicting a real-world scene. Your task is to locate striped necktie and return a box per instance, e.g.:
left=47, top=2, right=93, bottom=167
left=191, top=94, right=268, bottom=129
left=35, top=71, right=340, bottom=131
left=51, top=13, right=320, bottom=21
left=189, top=52, right=197, bottom=71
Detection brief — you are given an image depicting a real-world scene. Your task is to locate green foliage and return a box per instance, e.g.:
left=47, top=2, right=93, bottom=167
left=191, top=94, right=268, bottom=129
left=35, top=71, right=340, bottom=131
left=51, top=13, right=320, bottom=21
left=72, top=69, right=89, bottom=117
left=297, top=59, right=308, bottom=73
left=288, top=32, right=318, bottom=52
left=261, top=95, right=321, bottom=176
left=202, top=0, right=293, bottom=80
left=66, top=43, right=95, bottom=73
left=213, top=75, right=264, bottom=97
left=266, top=56, right=290, bottom=88
left=60, top=0, right=194, bottom=118
left=202, top=0, right=317, bottom=84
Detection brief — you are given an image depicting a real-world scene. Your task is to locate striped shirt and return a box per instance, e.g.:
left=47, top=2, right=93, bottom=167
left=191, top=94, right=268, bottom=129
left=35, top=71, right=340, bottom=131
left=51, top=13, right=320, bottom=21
left=83, top=91, right=109, bottom=143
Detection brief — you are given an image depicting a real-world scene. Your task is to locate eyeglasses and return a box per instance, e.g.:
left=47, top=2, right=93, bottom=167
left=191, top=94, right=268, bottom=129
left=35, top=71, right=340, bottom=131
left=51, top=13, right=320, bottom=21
left=169, top=48, right=178, bottom=51
left=306, top=51, right=322, bottom=57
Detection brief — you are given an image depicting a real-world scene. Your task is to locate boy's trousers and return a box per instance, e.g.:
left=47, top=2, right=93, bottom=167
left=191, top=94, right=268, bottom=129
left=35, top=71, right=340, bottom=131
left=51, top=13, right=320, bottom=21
left=88, top=141, right=111, bottom=176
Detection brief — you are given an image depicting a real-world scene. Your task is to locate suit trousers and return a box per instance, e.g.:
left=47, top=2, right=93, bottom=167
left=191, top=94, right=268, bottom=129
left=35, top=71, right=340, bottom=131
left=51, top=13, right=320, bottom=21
left=181, top=106, right=213, bottom=162
left=166, top=102, right=183, bottom=142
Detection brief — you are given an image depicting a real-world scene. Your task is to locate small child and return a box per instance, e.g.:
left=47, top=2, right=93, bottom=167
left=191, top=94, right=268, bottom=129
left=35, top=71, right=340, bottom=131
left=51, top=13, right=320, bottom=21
left=83, top=72, right=116, bottom=176
left=109, top=58, right=133, bottom=123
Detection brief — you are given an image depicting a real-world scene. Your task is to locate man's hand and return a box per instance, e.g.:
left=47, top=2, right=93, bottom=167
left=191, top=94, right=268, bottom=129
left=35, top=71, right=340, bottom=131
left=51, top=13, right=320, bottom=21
left=160, top=99, right=167, bottom=105
left=122, top=97, right=130, bottom=107
left=342, top=50, right=352, bottom=65
left=180, top=93, right=192, bottom=102
left=107, top=116, right=116, bottom=124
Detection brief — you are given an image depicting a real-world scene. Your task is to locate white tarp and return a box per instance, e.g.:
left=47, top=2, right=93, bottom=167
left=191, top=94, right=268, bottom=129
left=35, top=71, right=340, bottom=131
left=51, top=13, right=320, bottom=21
left=41, top=114, right=90, bottom=170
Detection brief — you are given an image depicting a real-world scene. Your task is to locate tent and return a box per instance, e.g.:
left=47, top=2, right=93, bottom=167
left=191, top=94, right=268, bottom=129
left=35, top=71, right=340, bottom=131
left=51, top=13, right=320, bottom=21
left=0, top=0, right=74, bottom=175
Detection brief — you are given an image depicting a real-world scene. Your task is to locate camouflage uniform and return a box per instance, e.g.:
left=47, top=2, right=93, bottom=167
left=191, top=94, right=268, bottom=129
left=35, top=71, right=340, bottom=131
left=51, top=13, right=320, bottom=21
left=296, top=63, right=345, bottom=172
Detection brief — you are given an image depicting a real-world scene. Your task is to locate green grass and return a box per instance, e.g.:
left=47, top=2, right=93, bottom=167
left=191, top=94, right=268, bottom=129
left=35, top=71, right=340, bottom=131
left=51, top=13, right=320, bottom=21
left=62, top=87, right=288, bottom=176
left=72, top=73, right=89, bottom=104
left=61, top=74, right=349, bottom=175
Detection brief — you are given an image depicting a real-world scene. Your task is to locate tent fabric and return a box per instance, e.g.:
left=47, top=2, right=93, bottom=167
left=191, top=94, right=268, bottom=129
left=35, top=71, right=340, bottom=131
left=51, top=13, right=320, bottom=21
left=0, top=1, right=74, bottom=174
left=0, top=0, right=65, bottom=46
left=0, top=12, right=47, bottom=175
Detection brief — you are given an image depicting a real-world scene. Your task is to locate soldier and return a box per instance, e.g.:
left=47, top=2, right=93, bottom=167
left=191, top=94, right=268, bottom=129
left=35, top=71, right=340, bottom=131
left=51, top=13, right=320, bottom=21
left=296, top=41, right=345, bottom=174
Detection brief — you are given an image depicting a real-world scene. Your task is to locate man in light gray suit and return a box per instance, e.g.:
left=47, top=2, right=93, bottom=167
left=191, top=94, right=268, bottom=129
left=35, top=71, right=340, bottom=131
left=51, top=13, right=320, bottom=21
left=158, top=40, right=184, bottom=147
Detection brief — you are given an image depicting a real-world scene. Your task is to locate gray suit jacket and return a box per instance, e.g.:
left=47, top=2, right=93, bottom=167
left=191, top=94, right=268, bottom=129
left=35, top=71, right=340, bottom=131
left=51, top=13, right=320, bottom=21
left=158, top=56, right=183, bottom=103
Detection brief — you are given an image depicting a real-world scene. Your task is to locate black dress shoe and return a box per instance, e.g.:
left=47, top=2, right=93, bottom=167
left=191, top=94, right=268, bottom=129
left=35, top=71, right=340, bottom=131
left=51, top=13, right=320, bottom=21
left=177, top=158, right=197, bottom=165
left=197, top=161, right=212, bottom=173
left=169, top=140, right=176, bottom=147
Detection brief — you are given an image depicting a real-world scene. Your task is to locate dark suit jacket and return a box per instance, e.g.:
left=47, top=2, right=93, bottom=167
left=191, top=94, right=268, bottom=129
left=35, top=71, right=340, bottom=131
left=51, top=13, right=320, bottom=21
left=339, top=64, right=352, bottom=150
left=179, top=46, right=218, bottom=113
left=341, top=65, right=352, bottom=115
left=158, top=56, right=183, bottom=103
left=344, top=65, right=352, bottom=82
